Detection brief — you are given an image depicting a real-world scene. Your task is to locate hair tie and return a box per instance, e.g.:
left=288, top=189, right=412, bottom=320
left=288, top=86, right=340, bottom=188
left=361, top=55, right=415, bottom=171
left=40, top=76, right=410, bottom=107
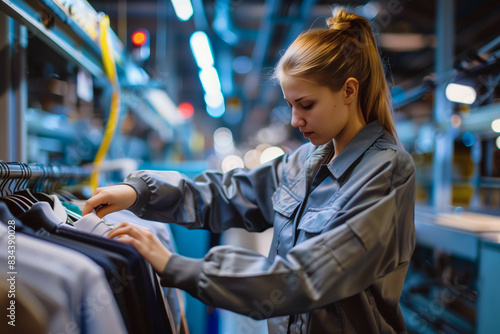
left=327, top=17, right=351, bottom=32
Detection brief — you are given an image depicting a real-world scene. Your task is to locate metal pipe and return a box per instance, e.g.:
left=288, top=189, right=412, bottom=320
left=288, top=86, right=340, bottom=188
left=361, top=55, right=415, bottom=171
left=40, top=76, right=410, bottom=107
left=0, top=161, right=91, bottom=180
left=0, top=14, right=26, bottom=162
left=432, top=0, right=455, bottom=210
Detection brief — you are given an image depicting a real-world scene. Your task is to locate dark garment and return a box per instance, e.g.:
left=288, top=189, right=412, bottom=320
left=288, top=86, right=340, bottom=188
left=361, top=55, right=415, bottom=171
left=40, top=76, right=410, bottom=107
left=3, top=202, right=172, bottom=334
left=124, top=120, right=416, bottom=333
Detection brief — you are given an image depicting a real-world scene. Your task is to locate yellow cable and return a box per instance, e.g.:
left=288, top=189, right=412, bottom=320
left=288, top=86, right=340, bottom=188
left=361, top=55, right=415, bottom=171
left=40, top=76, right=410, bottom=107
left=90, top=15, right=120, bottom=190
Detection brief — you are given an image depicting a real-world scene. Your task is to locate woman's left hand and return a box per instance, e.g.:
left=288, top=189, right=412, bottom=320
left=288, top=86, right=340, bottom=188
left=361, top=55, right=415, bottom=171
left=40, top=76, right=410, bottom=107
left=108, top=222, right=172, bottom=274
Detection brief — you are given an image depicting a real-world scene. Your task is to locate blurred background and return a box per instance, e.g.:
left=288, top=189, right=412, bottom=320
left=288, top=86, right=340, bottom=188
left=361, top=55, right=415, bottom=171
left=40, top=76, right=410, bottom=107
left=1, top=0, right=500, bottom=333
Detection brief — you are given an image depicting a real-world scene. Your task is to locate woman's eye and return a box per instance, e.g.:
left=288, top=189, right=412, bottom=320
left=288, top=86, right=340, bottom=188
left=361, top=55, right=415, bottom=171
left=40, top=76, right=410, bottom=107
left=302, top=103, right=313, bottom=110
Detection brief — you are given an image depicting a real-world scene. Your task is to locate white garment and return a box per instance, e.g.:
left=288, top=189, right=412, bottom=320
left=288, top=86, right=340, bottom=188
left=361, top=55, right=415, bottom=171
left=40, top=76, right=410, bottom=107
left=73, top=211, right=113, bottom=237
left=0, top=223, right=127, bottom=334
left=49, top=194, right=69, bottom=224
left=104, top=210, right=177, bottom=252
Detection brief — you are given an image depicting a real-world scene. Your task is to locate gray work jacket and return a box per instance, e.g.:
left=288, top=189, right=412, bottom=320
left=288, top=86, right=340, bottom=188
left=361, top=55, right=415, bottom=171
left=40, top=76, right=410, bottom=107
left=124, top=120, right=416, bottom=333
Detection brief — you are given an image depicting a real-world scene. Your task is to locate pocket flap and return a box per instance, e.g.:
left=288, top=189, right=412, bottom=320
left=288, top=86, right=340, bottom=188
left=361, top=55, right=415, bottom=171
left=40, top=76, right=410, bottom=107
left=272, top=186, right=301, bottom=218
left=297, top=209, right=338, bottom=233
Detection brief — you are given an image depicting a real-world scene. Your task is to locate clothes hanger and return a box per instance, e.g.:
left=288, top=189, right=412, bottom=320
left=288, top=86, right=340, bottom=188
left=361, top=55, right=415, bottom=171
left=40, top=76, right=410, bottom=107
left=5, top=163, right=35, bottom=209
left=0, top=162, right=29, bottom=215
left=39, top=164, right=78, bottom=225
left=0, top=197, right=27, bottom=217
left=0, top=161, right=13, bottom=197
left=30, top=164, right=56, bottom=205
left=14, top=163, right=41, bottom=203
left=9, top=163, right=37, bottom=207
left=55, top=189, right=80, bottom=202
left=6, top=194, right=34, bottom=207
left=15, top=163, right=54, bottom=205
left=8, top=163, right=36, bottom=207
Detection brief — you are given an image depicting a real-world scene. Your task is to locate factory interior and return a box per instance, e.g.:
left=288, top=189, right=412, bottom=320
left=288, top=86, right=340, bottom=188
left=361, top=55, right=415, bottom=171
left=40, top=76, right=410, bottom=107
left=1, top=0, right=500, bottom=333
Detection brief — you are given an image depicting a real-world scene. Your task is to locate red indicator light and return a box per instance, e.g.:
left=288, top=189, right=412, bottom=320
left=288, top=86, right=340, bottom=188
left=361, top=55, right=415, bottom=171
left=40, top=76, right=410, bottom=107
left=131, top=30, right=147, bottom=46
left=178, top=102, right=194, bottom=119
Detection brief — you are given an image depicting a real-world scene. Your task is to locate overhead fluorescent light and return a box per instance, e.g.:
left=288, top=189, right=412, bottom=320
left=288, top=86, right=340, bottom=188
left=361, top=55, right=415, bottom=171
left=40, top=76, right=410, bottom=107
left=492, top=119, right=500, bottom=133
left=171, top=0, right=193, bottom=21
left=199, top=67, right=221, bottom=94
left=445, top=83, right=476, bottom=104
left=205, top=91, right=224, bottom=109
left=190, top=31, right=214, bottom=69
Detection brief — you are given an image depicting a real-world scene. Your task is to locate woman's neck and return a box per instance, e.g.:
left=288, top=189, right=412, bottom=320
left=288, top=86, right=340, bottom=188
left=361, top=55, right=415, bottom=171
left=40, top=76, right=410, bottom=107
left=331, top=111, right=366, bottom=161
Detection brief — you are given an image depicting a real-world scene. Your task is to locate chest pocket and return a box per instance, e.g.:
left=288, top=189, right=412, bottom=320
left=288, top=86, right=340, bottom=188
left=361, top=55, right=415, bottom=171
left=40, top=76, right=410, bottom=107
left=272, top=185, right=301, bottom=255
left=297, top=192, right=346, bottom=238
left=272, top=185, right=300, bottom=218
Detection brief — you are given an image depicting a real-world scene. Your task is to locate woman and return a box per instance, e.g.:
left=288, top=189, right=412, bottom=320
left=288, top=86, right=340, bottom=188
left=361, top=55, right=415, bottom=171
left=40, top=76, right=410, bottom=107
left=83, top=7, right=416, bottom=333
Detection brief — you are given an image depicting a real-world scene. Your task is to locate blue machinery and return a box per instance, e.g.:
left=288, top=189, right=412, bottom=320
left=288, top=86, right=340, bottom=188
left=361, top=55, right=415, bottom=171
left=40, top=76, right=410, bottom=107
left=402, top=207, right=500, bottom=333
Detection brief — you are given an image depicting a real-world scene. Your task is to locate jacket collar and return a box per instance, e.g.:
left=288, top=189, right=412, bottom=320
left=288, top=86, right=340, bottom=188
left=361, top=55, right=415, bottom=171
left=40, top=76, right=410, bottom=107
left=327, top=120, right=385, bottom=179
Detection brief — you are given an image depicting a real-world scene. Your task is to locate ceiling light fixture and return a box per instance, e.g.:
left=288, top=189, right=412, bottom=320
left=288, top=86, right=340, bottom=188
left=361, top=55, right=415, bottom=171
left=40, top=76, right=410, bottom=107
left=190, top=31, right=214, bottom=69
left=171, top=0, right=193, bottom=21
left=445, top=83, right=477, bottom=104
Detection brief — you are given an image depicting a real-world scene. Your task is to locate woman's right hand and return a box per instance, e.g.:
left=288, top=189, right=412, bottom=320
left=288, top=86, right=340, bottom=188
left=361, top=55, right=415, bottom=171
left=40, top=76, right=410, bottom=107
left=82, top=184, right=138, bottom=218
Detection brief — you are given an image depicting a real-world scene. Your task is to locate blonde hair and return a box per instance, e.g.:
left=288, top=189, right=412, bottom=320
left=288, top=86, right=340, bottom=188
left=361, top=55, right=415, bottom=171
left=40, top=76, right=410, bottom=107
left=275, top=6, right=399, bottom=142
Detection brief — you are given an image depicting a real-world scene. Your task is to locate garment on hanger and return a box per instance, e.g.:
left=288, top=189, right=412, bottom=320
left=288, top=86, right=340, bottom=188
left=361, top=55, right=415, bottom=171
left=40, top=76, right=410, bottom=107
left=0, top=201, right=173, bottom=334
left=0, top=159, right=185, bottom=334
left=71, top=199, right=189, bottom=334
left=30, top=201, right=173, bottom=333
left=71, top=208, right=184, bottom=334
left=104, top=209, right=189, bottom=334
left=0, top=221, right=127, bottom=334
left=74, top=210, right=113, bottom=236
left=0, top=202, right=131, bottom=332
left=0, top=273, right=48, bottom=333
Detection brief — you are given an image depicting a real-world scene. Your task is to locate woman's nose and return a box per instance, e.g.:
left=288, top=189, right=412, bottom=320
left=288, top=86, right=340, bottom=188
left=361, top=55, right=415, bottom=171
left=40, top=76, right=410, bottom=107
left=290, top=109, right=305, bottom=128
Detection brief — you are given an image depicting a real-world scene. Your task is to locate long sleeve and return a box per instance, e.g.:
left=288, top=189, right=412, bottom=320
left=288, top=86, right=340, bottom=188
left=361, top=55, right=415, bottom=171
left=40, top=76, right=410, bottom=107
left=158, top=156, right=416, bottom=318
left=122, top=156, right=283, bottom=233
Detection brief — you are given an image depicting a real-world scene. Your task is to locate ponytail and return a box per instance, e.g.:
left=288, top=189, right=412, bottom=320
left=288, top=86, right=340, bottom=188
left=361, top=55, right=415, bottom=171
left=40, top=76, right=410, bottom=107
left=275, top=6, right=399, bottom=143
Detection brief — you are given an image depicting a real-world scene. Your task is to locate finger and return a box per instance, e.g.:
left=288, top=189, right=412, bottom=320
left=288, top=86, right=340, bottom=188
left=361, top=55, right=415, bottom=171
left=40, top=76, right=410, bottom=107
left=107, top=222, right=126, bottom=238
left=95, top=205, right=116, bottom=219
left=114, top=235, right=145, bottom=254
left=113, top=229, right=149, bottom=255
left=115, top=235, right=136, bottom=245
left=108, top=222, right=150, bottom=236
left=82, top=188, right=105, bottom=215
left=82, top=202, right=95, bottom=216
left=107, top=222, right=130, bottom=239
left=83, top=191, right=114, bottom=216
left=83, top=194, right=106, bottom=216
left=108, top=223, right=144, bottom=240
left=130, top=224, right=151, bottom=233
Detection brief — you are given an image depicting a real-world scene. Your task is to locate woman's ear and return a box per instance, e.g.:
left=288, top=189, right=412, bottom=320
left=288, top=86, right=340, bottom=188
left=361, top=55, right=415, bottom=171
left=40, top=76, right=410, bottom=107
left=344, top=77, right=359, bottom=104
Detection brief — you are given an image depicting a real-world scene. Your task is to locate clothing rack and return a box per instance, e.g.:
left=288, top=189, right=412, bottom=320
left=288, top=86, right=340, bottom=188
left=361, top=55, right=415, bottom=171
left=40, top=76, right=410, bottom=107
left=0, top=161, right=91, bottom=195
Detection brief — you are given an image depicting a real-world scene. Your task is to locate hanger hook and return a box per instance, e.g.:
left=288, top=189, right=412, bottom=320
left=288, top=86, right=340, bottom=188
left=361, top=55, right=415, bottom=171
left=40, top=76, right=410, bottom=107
left=21, top=162, right=32, bottom=191
left=1, top=162, right=13, bottom=196
left=0, top=161, right=9, bottom=196
left=35, top=163, right=47, bottom=193
left=14, top=162, right=24, bottom=193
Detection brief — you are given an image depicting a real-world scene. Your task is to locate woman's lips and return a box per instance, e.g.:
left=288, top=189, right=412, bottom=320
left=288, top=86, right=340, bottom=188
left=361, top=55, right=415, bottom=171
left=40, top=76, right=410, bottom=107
left=302, top=131, right=313, bottom=138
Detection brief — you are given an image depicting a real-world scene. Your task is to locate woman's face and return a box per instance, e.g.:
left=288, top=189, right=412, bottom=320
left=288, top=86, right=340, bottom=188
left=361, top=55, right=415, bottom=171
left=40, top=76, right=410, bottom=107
left=281, top=77, right=351, bottom=146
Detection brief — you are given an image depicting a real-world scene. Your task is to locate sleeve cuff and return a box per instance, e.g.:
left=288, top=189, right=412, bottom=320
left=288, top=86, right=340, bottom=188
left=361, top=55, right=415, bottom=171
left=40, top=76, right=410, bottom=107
left=119, top=177, right=150, bottom=215
left=159, top=253, right=203, bottom=298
